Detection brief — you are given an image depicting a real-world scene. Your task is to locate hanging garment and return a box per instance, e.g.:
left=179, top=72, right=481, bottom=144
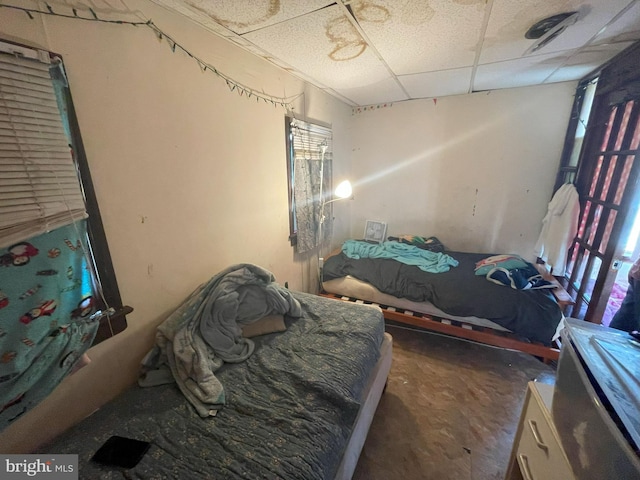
left=534, top=183, right=580, bottom=276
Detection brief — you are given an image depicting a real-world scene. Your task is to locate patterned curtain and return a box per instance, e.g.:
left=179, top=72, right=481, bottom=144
left=0, top=220, right=99, bottom=429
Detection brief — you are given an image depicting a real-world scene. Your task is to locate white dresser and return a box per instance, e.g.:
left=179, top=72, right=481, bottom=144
left=506, top=319, right=640, bottom=480
left=505, top=382, right=574, bottom=480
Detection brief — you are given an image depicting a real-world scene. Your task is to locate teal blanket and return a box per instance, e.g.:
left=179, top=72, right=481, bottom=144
left=342, top=240, right=459, bottom=273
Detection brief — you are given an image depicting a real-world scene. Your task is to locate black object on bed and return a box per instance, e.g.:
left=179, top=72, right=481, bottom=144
left=38, top=292, right=386, bottom=480
left=323, top=251, right=562, bottom=345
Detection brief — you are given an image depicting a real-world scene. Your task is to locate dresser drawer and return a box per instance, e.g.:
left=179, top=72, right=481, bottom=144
left=515, top=387, right=574, bottom=480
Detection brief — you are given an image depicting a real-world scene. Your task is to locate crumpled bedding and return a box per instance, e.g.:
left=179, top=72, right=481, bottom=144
left=140, top=264, right=302, bottom=417
left=342, top=239, right=459, bottom=273
left=324, top=250, right=562, bottom=345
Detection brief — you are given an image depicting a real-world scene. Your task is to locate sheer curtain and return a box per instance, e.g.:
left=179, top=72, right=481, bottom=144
left=290, top=119, right=332, bottom=254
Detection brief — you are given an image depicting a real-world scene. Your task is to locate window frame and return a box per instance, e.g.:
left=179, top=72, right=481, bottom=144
left=284, top=115, right=333, bottom=251
left=60, top=80, right=131, bottom=343
left=1, top=38, right=130, bottom=343
left=553, top=41, right=640, bottom=323
left=553, top=74, right=599, bottom=191
left=285, top=117, right=297, bottom=246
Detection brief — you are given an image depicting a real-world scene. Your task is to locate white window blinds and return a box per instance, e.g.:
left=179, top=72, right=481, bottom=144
left=0, top=46, right=87, bottom=249
left=290, top=120, right=333, bottom=163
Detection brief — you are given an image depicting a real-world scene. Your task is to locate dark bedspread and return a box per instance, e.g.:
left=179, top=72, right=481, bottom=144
left=39, top=292, right=385, bottom=480
left=323, top=251, right=562, bottom=344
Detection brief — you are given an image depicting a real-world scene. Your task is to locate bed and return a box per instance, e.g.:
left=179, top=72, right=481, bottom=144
left=37, top=287, right=391, bottom=480
left=322, top=241, right=567, bottom=362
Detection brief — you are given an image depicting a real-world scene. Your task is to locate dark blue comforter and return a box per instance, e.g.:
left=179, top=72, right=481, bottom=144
left=323, top=251, right=562, bottom=345
left=39, top=292, right=385, bottom=480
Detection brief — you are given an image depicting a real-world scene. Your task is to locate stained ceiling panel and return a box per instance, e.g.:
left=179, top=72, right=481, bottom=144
left=178, top=0, right=335, bottom=34
left=479, top=0, right=582, bottom=65
left=353, top=0, right=487, bottom=74
left=242, top=4, right=391, bottom=90
left=151, top=0, right=640, bottom=106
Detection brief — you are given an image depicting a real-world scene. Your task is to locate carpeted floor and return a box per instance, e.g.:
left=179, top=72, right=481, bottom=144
left=353, top=324, right=556, bottom=480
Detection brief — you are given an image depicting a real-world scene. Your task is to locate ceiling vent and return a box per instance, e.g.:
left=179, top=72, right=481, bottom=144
left=524, top=11, right=580, bottom=55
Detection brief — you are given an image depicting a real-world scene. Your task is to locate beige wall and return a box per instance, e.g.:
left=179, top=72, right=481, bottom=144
left=348, top=83, right=577, bottom=259
left=0, top=0, right=351, bottom=452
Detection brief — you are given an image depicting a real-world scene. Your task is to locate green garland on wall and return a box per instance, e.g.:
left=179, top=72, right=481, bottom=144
left=0, top=2, right=300, bottom=109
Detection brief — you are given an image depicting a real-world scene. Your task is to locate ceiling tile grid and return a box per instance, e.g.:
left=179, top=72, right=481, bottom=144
left=150, top=0, right=640, bottom=106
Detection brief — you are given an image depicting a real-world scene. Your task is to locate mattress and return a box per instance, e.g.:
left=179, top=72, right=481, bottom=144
left=323, top=251, right=563, bottom=344
left=335, top=331, right=392, bottom=480
left=323, top=275, right=510, bottom=332
left=38, top=292, right=388, bottom=480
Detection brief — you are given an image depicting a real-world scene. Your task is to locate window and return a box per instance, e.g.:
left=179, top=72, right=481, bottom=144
left=554, top=41, right=640, bottom=323
left=0, top=39, right=129, bottom=343
left=285, top=116, right=333, bottom=253
left=553, top=75, right=598, bottom=190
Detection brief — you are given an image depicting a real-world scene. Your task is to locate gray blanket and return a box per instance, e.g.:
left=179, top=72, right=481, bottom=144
left=140, top=264, right=302, bottom=417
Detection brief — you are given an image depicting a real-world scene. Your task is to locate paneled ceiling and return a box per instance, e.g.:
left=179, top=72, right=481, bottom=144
left=151, top=0, right=640, bottom=106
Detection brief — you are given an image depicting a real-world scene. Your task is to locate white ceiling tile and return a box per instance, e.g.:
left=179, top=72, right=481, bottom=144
left=399, top=67, right=473, bottom=98
left=480, top=0, right=632, bottom=64
left=537, top=0, right=639, bottom=53
left=354, top=0, right=487, bottom=74
left=589, top=0, right=640, bottom=47
left=474, top=53, right=571, bottom=91
left=242, top=4, right=391, bottom=90
left=545, top=42, right=635, bottom=83
left=543, top=65, right=598, bottom=83
left=334, top=76, right=408, bottom=106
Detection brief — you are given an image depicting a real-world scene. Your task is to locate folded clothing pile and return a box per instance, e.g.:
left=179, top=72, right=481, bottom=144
left=474, top=254, right=555, bottom=290
left=386, top=235, right=446, bottom=253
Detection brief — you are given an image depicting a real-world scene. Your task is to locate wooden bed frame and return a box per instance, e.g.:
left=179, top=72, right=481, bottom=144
left=320, top=291, right=563, bottom=362
left=321, top=249, right=574, bottom=363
